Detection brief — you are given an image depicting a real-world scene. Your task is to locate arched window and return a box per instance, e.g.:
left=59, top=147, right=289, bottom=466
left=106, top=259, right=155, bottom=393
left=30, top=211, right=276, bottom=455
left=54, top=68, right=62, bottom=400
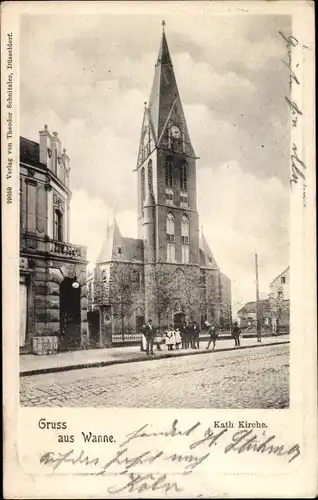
left=101, top=269, right=107, bottom=282
left=148, top=160, right=153, bottom=195
left=166, top=212, right=175, bottom=262
left=166, top=212, right=175, bottom=239
left=165, top=158, right=173, bottom=188
left=180, top=161, right=188, bottom=191
left=181, top=214, right=190, bottom=263
left=141, top=167, right=145, bottom=205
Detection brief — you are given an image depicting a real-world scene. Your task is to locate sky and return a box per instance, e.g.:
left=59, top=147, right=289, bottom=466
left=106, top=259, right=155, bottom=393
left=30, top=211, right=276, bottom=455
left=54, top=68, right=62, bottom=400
left=20, top=12, right=291, bottom=315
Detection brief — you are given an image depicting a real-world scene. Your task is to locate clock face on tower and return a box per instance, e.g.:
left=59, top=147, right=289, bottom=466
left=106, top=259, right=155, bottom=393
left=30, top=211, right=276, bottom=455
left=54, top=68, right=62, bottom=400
left=170, top=125, right=181, bottom=139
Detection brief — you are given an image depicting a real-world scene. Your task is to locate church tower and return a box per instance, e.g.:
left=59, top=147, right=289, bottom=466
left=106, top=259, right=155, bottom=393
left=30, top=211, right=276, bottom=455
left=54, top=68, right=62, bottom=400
left=137, top=22, right=200, bottom=269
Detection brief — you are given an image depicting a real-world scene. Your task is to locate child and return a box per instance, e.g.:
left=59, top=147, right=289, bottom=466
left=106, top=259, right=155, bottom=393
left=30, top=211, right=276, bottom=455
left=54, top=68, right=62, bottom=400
left=175, top=328, right=182, bottom=350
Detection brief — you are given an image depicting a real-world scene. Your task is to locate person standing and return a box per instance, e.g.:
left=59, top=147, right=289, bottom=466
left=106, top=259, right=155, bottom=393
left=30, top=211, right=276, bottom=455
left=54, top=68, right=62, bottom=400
left=140, top=323, right=147, bottom=352
left=232, top=321, right=241, bottom=347
left=175, top=328, right=182, bottom=350
left=180, top=324, right=186, bottom=349
left=153, top=328, right=163, bottom=351
left=205, top=321, right=219, bottom=350
left=192, top=321, right=200, bottom=349
left=144, top=319, right=155, bottom=355
left=165, top=324, right=174, bottom=351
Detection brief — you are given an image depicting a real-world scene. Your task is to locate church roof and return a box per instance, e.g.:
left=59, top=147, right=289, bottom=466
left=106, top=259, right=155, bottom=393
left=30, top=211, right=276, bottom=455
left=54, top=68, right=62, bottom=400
left=96, top=216, right=143, bottom=264
left=199, top=229, right=219, bottom=270
left=145, top=24, right=195, bottom=156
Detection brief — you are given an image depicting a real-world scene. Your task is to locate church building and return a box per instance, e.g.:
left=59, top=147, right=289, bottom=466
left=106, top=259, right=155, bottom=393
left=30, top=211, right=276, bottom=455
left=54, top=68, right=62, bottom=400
left=89, top=24, right=231, bottom=346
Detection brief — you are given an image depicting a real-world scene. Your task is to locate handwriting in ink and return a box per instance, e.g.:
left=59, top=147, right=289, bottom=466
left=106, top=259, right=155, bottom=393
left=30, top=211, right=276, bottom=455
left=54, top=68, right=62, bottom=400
left=120, top=419, right=201, bottom=447
left=290, top=142, right=306, bottom=188
left=278, top=31, right=299, bottom=89
left=224, top=430, right=301, bottom=463
left=107, top=471, right=182, bottom=495
left=189, top=427, right=228, bottom=449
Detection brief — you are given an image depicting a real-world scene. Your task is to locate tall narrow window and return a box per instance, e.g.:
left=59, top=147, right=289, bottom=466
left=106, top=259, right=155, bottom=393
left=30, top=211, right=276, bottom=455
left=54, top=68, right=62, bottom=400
left=165, top=157, right=174, bottom=205
left=148, top=160, right=153, bottom=195
left=54, top=209, right=63, bottom=241
left=180, top=161, right=188, bottom=207
left=141, top=167, right=145, bottom=206
left=165, top=158, right=173, bottom=188
left=181, top=214, right=189, bottom=263
left=180, top=161, right=188, bottom=191
left=166, top=212, right=175, bottom=262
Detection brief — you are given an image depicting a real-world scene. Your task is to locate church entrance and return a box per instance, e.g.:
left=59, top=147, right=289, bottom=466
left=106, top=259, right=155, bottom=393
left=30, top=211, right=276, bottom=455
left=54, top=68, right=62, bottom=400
left=174, top=312, right=185, bottom=329
left=59, top=278, right=81, bottom=351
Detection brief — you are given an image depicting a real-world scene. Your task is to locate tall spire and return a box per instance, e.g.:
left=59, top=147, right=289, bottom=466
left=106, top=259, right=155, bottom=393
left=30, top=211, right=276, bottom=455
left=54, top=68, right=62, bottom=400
left=156, top=21, right=172, bottom=66
left=145, top=22, right=195, bottom=156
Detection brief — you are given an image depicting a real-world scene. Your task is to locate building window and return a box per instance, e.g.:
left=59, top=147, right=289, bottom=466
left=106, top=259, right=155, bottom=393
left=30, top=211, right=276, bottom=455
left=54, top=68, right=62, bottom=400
left=181, top=214, right=189, bottom=263
left=165, top=158, right=173, bottom=188
left=141, top=167, right=145, bottom=206
left=281, top=276, right=286, bottom=284
left=167, top=243, right=175, bottom=262
left=117, top=246, right=122, bottom=255
left=180, top=161, right=188, bottom=191
left=278, top=290, right=283, bottom=299
left=180, top=192, right=188, bottom=207
left=166, top=212, right=175, bottom=262
left=148, top=160, right=153, bottom=195
left=53, top=209, right=63, bottom=241
left=165, top=187, right=174, bottom=205
left=101, top=270, right=107, bottom=282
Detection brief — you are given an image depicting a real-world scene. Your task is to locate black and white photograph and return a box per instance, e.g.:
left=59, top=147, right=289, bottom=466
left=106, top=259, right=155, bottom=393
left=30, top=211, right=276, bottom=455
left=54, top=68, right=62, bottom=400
left=2, top=2, right=317, bottom=498
left=17, top=11, right=294, bottom=409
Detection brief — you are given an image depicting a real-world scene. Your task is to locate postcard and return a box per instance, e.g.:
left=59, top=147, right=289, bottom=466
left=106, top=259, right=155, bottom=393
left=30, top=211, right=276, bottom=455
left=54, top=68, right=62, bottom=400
left=2, top=0, right=316, bottom=498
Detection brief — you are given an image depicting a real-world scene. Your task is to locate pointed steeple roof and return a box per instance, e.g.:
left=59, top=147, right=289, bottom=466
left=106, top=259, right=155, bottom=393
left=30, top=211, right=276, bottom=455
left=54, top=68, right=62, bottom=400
left=199, top=227, right=219, bottom=270
left=96, top=213, right=123, bottom=264
left=145, top=22, right=195, bottom=157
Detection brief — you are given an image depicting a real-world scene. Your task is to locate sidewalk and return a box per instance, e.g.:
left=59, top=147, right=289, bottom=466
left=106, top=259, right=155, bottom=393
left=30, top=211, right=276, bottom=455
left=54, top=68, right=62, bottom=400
left=20, top=335, right=290, bottom=377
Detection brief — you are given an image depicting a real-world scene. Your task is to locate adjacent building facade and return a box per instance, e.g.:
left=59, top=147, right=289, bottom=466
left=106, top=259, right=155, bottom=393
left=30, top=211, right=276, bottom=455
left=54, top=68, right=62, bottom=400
left=269, top=266, right=290, bottom=333
left=238, top=266, right=290, bottom=333
left=89, top=26, right=231, bottom=346
left=20, top=126, right=88, bottom=353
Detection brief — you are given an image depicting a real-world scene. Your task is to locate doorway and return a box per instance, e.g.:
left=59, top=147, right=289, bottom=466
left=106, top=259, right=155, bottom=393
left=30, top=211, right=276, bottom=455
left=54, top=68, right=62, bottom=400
left=174, top=312, right=185, bottom=329
left=59, top=278, right=81, bottom=350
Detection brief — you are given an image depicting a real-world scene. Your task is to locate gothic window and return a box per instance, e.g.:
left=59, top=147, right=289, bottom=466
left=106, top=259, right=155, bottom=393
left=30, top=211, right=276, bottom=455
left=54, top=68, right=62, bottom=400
left=180, top=161, right=188, bottom=191
left=53, top=209, right=63, bottom=241
left=166, top=212, right=175, bottom=241
left=141, top=167, right=145, bottom=206
left=165, top=158, right=173, bottom=188
left=148, top=160, right=153, bottom=195
left=166, top=212, right=175, bottom=262
left=181, top=214, right=189, bottom=244
left=181, top=214, right=189, bottom=263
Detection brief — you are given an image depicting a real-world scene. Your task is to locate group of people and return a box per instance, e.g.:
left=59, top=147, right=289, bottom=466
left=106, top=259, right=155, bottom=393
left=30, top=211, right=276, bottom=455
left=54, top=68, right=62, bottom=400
left=140, top=319, right=242, bottom=355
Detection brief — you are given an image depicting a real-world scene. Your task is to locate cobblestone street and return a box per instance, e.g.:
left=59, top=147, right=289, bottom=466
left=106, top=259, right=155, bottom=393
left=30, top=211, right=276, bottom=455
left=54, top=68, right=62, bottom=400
left=20, top=343, right=289, bottom=408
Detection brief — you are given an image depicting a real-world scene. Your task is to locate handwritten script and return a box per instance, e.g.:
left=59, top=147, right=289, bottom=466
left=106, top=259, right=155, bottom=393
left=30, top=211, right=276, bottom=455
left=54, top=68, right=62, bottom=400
left=39, top=419, right=301, bottom=494
left=279, top=30, right=307, bottom=205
